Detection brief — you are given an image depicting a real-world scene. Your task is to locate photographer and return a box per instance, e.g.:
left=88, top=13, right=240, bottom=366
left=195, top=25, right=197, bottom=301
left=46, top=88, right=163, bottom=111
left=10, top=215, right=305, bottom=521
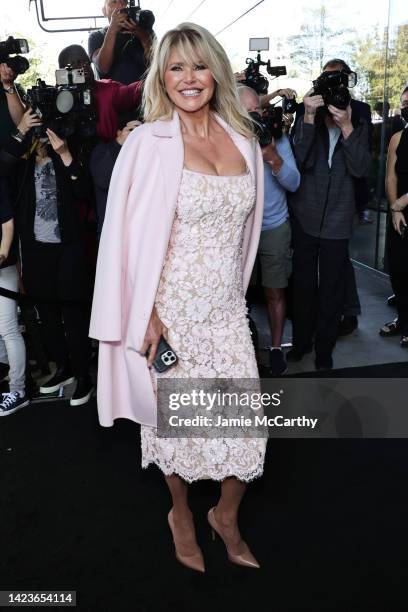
left=58, top=45, right=142, bottom=142
left=1, top=108, right=95, bottom=405
left=289, top=70, right=371, bottom=370
left=90, top=114, right=141, bottom=238
left=0, top=62, right=25, bottom=145
left=238, top=85, right=300, bottom=376
left=89, top=0, right=154, bottom=85
left=292, top=59, right=374, bottom=337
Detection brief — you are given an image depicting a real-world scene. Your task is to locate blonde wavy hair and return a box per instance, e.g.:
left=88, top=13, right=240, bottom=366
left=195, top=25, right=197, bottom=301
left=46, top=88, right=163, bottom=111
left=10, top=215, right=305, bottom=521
left=142, top=22, right=254, bottom=138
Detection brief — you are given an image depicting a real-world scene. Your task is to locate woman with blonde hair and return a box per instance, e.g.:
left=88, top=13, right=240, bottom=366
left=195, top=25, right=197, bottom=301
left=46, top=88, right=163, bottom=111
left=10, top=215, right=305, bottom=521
left=90, top=22, right=266, bottom=572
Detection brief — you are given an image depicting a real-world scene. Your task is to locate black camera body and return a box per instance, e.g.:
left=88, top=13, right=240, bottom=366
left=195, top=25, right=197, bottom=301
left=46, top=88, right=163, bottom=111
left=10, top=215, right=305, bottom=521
left=26, top=66, right=97, bottom=139
left=250, top=107, right=284, bottom=146
left=119, top=0, right=155, bottom=31
left=241, top=52, right=286, bottom=96
left=282, top=96, right=297, bottom=114
left=0, top=36, right=30, bottom=76
left=312, top=70, right=357, bottom=110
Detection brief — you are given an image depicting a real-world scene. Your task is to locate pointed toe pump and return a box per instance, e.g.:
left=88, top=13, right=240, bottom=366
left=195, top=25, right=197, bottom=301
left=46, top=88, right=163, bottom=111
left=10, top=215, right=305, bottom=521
left=207, top=507, right=260, bottom=569
left=168, top=509, right=205, bottom=573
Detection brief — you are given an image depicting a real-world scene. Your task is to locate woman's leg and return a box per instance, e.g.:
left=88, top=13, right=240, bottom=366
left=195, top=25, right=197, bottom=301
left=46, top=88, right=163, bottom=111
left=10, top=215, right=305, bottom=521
left=214, top=477, right=247, bottom=555
left=165, top=474, right=201, bottom=555
left=0, top=266, right=26, bottom=394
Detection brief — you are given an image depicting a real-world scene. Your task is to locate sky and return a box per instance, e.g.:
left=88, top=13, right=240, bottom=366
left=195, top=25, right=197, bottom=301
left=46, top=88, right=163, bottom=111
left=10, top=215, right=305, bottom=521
left=1, top=0, right=407, bottom=94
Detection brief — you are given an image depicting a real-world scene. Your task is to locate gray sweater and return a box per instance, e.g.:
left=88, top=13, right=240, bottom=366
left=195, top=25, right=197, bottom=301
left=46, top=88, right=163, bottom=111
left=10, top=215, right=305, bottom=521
left=290, top=117, right=371, bottom=239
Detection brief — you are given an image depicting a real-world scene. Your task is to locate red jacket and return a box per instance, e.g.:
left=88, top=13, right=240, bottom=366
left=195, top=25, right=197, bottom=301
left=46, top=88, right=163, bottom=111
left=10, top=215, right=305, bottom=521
left=93, top=79, right=142, bottom=142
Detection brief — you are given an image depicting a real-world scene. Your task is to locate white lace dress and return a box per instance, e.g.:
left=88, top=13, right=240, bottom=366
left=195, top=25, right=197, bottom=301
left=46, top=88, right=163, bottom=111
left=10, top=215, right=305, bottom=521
left=141, top=168, right=267, bottom=483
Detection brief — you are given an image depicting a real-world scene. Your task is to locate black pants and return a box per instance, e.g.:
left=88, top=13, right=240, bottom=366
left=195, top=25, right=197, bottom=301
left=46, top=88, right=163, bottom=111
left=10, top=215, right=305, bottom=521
left=22, top=241, right=92, bottom=378
left=343, top=257, right=361, bottom=317
left=292, top=219, right=349, bottom=359
left=387, top=220, right=408, bottom=335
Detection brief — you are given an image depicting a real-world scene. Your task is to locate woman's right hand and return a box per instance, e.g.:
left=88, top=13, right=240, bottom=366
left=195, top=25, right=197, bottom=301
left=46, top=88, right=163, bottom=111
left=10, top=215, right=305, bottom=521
left=140, top=306, right=168, bottom=367
left=17, top=108, right=42, bottom=136
left=392, top=210, right=407, bottom=235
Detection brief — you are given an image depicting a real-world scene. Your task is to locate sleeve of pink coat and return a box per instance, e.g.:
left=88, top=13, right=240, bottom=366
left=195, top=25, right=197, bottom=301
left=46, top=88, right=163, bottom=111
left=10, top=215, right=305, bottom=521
left=89, top=126, right=144, bottom=341
left=242, top=139, right=264, bottom=292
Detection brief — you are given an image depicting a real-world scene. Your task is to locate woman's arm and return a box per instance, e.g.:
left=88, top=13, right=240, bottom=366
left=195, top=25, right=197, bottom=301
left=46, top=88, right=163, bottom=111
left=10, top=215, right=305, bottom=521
left=0, top=218, right=14, bottom=265
left=386, top=132, right=406, bottom=234
left=0, top=63, right=25, bottom=126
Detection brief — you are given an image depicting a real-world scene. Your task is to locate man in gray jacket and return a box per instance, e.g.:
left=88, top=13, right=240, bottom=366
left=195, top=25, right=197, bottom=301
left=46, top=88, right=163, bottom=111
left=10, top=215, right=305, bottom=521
left=288, top=84, right=371, bottom=369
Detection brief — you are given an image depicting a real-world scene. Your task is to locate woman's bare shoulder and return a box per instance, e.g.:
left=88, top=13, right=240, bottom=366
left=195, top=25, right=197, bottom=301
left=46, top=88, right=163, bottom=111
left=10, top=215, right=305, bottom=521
left=389, top=130, right=403, bottom=150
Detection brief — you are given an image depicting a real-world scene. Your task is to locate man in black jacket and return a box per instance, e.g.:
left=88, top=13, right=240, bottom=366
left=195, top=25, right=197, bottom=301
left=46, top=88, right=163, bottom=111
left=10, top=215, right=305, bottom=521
left=288, top=69, right=371, bottom=369
left=292, top=59, right=373, bottom=337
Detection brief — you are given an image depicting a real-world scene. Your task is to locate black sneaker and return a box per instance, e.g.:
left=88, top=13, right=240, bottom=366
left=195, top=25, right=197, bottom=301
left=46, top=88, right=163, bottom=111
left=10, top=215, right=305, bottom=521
left=70, top=376, right=94, bottom=406
left=286, top=345, right=313, bottom=362
left=269, top=348, right=288, bottom=376
left=40, top=367, right=75, bottom=394
left=315, top=355, right=333, bottom=371
left=337, top=315, right=358, bottom=337
left=0, top=392, right=30, bottom=416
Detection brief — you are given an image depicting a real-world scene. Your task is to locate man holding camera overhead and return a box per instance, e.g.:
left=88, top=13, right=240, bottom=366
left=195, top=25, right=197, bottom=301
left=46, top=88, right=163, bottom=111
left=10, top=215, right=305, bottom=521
left=288, top=65, right=371, bottom=370
left=89, top=0, right=154, bottom=85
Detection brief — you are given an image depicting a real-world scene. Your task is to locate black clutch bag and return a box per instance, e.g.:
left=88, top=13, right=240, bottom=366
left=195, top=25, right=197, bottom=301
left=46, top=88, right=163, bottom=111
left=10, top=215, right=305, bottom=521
left=147, top=335, right=178, bottom=373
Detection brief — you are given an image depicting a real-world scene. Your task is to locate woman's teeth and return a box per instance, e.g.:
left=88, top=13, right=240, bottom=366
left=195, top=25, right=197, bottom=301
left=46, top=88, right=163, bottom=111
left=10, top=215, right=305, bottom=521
left=180, top=89, right=202, bottom=96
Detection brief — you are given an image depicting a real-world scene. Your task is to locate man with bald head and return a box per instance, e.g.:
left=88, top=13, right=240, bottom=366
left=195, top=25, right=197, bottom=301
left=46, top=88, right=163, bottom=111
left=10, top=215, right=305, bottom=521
left=58, top=44, right=142, bottom=142
left=239, top=85, right=300, bottom=376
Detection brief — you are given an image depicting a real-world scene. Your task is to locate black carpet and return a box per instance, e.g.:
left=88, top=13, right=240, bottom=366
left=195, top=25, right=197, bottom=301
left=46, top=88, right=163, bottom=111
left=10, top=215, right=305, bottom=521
left=2, top=364, right=408, bottom=611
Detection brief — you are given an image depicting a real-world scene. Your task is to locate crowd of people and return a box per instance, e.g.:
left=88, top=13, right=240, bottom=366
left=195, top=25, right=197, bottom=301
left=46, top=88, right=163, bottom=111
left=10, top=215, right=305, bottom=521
left=0, top=1, right=406, bottom=420
left=1, top=3, right=408, bottom=573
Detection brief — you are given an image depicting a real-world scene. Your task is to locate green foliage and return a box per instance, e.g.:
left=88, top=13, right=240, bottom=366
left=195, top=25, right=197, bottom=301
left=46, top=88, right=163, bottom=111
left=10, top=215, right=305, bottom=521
left=12, top=34, right=55, bottom=92
left=353, top=23, right=408, bottom=111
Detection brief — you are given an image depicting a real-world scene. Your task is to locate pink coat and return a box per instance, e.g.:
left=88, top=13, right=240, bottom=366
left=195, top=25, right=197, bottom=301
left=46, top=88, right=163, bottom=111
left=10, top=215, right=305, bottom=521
left=89, top=110, right=264, bottom=427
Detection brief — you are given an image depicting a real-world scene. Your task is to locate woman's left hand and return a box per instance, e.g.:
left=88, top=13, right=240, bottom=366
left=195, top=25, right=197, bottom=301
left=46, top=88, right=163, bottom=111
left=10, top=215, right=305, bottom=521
left=391, top=197, right=407, bottom=213
left=46, top=129, right=73, bottom=165
left=0, top=250, right=9, bottom=266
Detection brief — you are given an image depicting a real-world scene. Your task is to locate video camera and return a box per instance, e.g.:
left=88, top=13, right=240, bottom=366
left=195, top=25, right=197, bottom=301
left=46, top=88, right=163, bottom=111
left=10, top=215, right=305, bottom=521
left=250, top=107, right=285, bottom=146
left=0, top=36, right=30, bottom=76
left=312, top=69, right=357, bottom=110
left=26, top=65, right=97, bottom=139
left=239, top=37, right=287, bottom=96
left=119, top=0, right=155, bottom=31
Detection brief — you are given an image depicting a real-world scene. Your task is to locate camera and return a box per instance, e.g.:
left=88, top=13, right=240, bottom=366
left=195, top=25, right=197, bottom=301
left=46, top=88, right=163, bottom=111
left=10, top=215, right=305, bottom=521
left=0, top=36, right=30, bottom=75
left=249, top=107, right=284, bottom=146
left=241, top=54, right=286, bottom=96
left=119, top=0, right=155, bottom=31
left=282, top=96, right=297, bottom=114
left=26, top=66, right=97, bottom=139
left=312, top=69, right=357, bottom=110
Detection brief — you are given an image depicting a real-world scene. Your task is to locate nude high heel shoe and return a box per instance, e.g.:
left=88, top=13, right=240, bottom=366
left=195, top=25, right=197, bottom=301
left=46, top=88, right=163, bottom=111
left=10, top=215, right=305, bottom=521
left=207, top=507, right=260, bottom=569
left=167, top=509, right=205, bottom=573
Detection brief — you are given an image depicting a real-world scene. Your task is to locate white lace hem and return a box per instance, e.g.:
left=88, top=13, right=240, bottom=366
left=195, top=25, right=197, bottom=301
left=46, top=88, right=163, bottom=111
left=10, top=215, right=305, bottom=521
left=141, top=457, right=265, bottom=484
